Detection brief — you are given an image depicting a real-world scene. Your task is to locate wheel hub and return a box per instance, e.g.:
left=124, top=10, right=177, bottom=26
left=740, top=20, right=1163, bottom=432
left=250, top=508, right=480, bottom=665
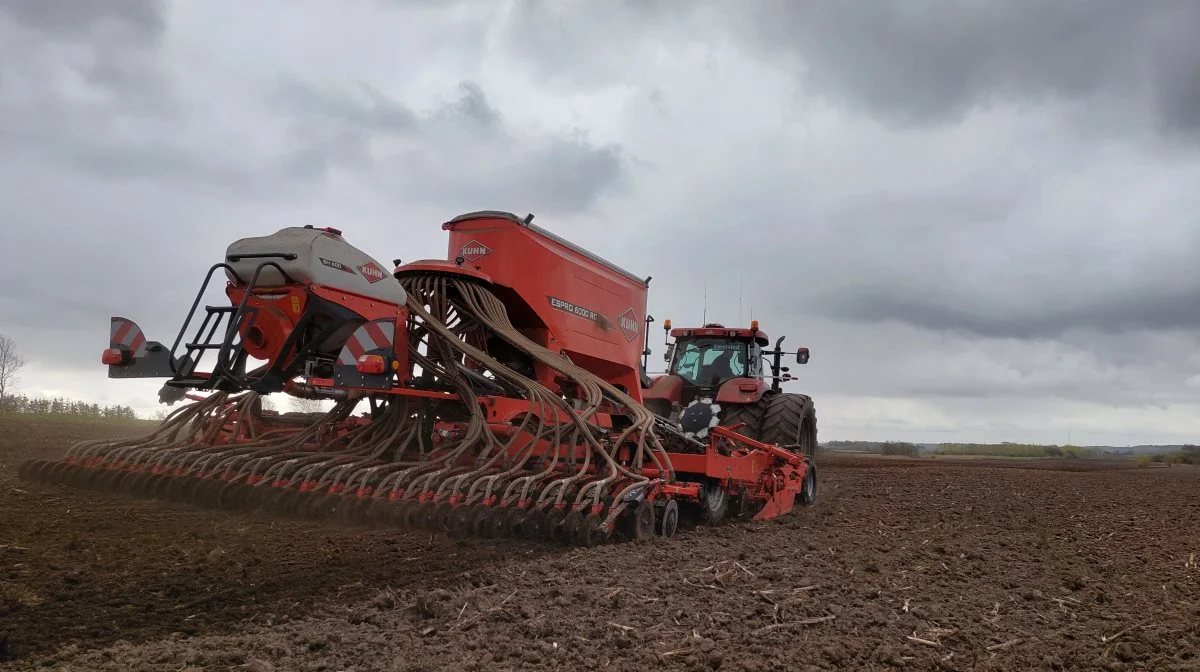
left=678, top=397, right=721, bottom=440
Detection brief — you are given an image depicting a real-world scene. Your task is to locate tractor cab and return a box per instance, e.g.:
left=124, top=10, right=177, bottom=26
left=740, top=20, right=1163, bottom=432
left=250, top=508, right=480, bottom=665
left=641, top=320, right=810, bottom=423
left=667, top=326, right=761, bottom=391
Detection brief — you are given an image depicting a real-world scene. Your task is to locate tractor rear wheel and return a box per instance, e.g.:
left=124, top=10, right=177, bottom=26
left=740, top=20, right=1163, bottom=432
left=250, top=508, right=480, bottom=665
left=760, top=393, right=817, bottom=457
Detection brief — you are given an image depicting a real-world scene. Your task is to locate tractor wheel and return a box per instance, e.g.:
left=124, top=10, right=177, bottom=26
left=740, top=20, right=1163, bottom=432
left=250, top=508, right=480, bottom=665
left=718, top=400, right=765, bottom=440
left=760, top=393, right=817, bottom=457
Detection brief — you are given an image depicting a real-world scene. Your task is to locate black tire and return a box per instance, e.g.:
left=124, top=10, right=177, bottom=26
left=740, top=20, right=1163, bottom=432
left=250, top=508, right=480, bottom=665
left=700, top=480, right=729, bottom=525
left=718, top=400, right=765, bottom=440
left=797, top=459, right=817, bottom=506
left=760, top=393, right=817, bottom=457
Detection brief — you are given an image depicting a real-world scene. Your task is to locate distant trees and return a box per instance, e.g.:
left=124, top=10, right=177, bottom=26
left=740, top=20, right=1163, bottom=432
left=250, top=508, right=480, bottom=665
left=0, top=393, right=139, bottom=420
left=879, top=441, right=920, bottom=456
left=935, top=442, right=1091, bottom=458
left=823, top=440, right=1107, bottom=459
left=1139, top=445, right=1200, bottom=467
left=0, top=333, right=26, bottom=403
left=823, top=440, right=921, bottom=456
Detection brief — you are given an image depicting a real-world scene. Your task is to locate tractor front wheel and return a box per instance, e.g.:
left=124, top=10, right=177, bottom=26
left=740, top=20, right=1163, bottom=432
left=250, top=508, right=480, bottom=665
left=718, top=401, right=765, bottom=440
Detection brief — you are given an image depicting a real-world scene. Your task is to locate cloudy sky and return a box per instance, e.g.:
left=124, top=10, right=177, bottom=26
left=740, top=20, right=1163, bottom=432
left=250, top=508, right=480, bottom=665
left=2, top=0, right=1199, bottom=446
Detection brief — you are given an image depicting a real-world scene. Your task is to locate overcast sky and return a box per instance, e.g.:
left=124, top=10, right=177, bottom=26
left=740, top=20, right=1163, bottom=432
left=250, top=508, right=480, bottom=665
left=2, top=0, right=1199, bottom=446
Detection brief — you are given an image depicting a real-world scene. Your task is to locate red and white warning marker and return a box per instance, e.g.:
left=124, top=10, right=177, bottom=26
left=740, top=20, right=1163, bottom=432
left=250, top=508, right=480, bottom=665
left=110, top=317, right=148, bottom=358
left=337, top=318, right=396, bottom=366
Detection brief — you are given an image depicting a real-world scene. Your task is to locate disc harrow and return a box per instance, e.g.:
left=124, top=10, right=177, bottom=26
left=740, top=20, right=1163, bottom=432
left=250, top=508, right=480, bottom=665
left=20, top=211, right=817, bottom=547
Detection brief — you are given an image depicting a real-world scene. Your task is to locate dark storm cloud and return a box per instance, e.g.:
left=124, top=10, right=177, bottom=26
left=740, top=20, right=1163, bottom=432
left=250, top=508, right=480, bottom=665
left=0, top=0, right=169, bottom=99
left=273, top=78, right=627, bottom=214
left=815, top=284, right=1200, bottom=341
left=0, top=0, right=164, bottom=41
left=504, top=0, right=1200, bottom=140
left=0, top=0, right=625, bottom=210
left=0, top=0, right=186, bottom=188
left=729, top=1, right=1200, bottom=133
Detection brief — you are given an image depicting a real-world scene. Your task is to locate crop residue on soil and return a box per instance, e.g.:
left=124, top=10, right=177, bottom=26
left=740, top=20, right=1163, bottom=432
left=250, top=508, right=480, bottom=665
left=1, top=415, right=1198, bottom=671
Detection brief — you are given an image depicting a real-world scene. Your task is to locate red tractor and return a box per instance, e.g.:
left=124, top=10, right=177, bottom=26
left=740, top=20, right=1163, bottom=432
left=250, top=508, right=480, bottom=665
left=639, top=320, right=817, bottom=522
left=641, top=320, right=815, bottom=457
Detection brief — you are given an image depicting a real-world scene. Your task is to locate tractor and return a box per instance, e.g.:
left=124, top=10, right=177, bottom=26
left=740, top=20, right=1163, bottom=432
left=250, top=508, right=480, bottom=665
left=641, top=321, right=817, bottom=460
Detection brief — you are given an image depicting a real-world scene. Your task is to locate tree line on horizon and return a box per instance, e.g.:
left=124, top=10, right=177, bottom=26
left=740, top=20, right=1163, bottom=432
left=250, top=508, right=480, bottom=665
left=823, top=439, right=1100, bottom=458
left=0, top=393, right=141, bottom=420
left=823, top=439, right=1199, bottom=463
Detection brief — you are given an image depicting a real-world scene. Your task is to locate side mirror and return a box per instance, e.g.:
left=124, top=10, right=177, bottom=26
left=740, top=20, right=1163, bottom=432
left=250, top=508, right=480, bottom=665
left=796, top=347, right=809, bottom=365
left=664, top=343, right=675, bottom=363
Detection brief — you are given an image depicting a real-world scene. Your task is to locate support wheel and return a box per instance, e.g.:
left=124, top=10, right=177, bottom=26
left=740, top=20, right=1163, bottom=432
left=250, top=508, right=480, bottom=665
left=798, top=460, right=817, bottom=506
left=633, top=501, right=655, bottom=542
left=658, top=500, right=679, bottom=539
left=701, top=481, right=728, bottom=525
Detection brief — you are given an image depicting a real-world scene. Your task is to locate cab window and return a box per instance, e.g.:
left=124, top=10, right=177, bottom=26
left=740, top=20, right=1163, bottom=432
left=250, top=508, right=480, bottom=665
left=671, top=338, right=748, bottom=384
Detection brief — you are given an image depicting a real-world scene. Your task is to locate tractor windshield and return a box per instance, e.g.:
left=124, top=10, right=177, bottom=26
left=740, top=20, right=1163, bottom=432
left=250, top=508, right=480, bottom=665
left=671, top=338, right=748, bottom=385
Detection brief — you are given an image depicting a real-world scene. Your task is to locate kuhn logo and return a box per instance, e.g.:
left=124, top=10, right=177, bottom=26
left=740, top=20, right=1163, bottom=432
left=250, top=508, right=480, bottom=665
left=617, top=308, right=639, bottom=342
left=357, top=261, right=387, bottom=284
left=458, top=240, right=492, bottom=262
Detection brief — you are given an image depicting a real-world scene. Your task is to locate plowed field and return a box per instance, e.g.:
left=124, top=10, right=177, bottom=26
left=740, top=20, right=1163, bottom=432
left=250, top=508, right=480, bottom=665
left=1, top=415, right=1198, bottom=671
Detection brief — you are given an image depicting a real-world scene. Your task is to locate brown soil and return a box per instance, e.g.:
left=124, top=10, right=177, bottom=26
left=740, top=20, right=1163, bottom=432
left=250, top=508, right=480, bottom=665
left=1, top=416, right=1198, bottom=671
